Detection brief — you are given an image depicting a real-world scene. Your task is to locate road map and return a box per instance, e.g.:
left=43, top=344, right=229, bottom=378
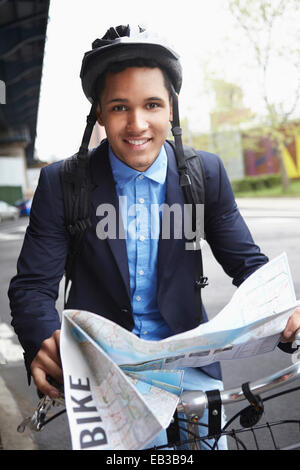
left=60, top=252, right=299, bottom=450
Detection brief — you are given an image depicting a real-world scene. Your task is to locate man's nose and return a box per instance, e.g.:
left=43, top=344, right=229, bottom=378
left=126, top=109, right=148, bottom=133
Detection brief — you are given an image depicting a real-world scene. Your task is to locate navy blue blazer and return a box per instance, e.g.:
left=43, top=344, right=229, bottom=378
left=8, top=139, right=269, bottom=382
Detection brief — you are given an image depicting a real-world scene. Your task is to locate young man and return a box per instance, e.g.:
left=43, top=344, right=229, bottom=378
left=8, top=25, right=300, bottom=449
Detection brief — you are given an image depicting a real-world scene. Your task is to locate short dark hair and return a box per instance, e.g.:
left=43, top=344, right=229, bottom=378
left=95, top=58, right=174, bottom=104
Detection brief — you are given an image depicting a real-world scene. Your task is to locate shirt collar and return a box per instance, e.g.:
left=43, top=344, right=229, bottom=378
left=109, top=144, right=167, bottom=189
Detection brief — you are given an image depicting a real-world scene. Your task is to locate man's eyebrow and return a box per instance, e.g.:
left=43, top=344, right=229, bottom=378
left=106, top=97, right=165, bottom=104
left=146, top=97, right=164, bottom=101
left=106, top=98, right=128, bottom=104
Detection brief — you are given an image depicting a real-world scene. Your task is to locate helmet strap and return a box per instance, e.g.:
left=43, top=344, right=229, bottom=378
left=78, top=101, right=98, bottom=159
left=171, top=92, right=191, bottom=187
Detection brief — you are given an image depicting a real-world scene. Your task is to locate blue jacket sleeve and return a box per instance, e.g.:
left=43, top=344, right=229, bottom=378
left=8, top=161, right=68, bottom=380
left=201, top=152, right=296, bottom=354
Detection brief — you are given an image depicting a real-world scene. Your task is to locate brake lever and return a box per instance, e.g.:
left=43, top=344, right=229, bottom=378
left=17, top=394, right=65, bottom=433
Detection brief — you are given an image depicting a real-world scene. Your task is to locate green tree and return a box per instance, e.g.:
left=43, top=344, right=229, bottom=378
left=227, top=0, right=300, bottom=190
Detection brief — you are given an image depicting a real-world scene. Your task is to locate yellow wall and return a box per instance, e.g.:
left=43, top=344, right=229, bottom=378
left=280, top=135, right=300, bottom=178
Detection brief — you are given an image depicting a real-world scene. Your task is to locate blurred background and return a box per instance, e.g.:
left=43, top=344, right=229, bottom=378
left=1, top=0, right=300, bottom=204
left=0, top=0, right=300, bottom=451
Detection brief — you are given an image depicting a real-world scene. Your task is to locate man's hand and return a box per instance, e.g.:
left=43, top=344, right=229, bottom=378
left=30, top=330, right=63, bottom=399
left=281, top=307, right=300, bottom=344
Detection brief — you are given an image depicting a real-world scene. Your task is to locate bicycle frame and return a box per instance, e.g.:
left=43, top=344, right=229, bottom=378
left=178, top=361, right=300, bottom=418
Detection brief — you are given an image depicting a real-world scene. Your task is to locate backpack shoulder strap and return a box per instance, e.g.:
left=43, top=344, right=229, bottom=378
left=166, top=139, right=208, bottom=323
left=167, top=139, right=206, bottom=205
left=60, top=151, right=93, bottom=306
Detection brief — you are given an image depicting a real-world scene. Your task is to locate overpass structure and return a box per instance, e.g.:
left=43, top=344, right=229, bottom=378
left=0, top=0, right=50, bottom=203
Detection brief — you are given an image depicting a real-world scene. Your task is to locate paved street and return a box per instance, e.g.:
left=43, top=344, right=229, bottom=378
left=0, top=217, right=70, bottom=450
left=0, top=198, right=300, bottom=450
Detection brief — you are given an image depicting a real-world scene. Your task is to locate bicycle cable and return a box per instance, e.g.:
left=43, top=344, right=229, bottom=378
left=42, top=408, right=66, bottom=427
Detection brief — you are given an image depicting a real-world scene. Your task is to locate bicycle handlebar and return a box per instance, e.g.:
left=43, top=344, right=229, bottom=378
left=178, top=361, right=300, bottom=418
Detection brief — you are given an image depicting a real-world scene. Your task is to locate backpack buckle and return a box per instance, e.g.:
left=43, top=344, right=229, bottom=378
left=67, top=218, right=92, bottom=237
left=195, top=276, right=209, bottom=289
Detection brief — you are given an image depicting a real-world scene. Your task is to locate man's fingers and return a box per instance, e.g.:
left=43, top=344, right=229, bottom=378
left=53, top=329, right=61, bottom=349
left=30, top=330, right=63, bottom=398
left=41, top=333, right=62, bottom=367
left=32, top=367, right=61, bottom=399
left=33, top=348, right=63, bottom=381
left=281, top=309, right=300, bottom=343
left=31, top=338, right=63, bottom=398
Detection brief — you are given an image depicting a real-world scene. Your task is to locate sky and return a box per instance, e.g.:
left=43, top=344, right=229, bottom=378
left=35, top=0, right=300, bottom=162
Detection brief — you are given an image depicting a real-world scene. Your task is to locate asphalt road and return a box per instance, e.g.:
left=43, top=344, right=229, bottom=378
left=0, top=198, right=300, bottom=450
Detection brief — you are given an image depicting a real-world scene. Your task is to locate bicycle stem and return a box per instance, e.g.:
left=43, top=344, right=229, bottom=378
left=178, top=361, right=300, bottom=418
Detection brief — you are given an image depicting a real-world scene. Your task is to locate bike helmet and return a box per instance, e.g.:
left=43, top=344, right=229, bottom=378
left=80, top=24, right=182, bottom=103
left=77, top=24, right=185, bottom=172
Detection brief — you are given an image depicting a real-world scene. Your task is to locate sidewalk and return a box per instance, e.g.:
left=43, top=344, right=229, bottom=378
left=236, top=197, right=300, bottom=218
left=0, top=375, right=37, bottom=450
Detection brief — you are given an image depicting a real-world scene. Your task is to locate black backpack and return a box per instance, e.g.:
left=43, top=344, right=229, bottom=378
left=60, top=139, right=208, bottom=321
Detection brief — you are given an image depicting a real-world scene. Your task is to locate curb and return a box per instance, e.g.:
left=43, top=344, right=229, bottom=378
left=0, top=375, right=37, bottom=450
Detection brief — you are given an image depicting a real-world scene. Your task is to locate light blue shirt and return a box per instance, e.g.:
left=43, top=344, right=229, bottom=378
left=109, top=146, right=224, bottom=450
left=108, top=144, right=174, bottom=340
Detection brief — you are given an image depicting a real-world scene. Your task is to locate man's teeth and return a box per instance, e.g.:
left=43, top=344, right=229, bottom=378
left=127, top=139, right=149, bottom=145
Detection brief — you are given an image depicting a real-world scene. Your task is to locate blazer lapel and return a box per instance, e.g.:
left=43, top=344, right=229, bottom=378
left=157, top=142, right=186, bottom=292
left=90, top=140, right=131, bottom=298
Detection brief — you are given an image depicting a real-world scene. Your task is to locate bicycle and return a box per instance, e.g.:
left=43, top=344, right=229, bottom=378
left=17, top=358, right=300, bottom=450
left=168, top=360, right=300, bottom=450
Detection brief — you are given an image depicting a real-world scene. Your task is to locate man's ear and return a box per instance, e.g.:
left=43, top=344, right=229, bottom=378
left=96, top=103, right=104, bottom=126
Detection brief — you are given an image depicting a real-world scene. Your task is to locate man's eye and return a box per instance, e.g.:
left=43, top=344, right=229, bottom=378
left=113, top=105, right=127, bottom=111
left=147, top=103, right=159, bottom=109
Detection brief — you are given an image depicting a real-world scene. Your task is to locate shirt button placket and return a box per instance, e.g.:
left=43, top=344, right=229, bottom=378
left=135, top=175, right=148, bottom=312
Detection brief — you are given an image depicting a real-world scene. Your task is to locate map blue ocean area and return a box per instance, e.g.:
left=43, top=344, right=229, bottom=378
left=68, top=314, right=184, bottom=396
left=67, top=309, right=288, bottom=369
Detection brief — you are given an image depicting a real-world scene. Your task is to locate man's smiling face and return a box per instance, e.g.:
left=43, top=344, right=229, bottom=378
left=96, top=67, right=173, bottom=172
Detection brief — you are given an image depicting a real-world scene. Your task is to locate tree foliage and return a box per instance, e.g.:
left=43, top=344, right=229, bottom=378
left=227, top=0, right=300, bottom=189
